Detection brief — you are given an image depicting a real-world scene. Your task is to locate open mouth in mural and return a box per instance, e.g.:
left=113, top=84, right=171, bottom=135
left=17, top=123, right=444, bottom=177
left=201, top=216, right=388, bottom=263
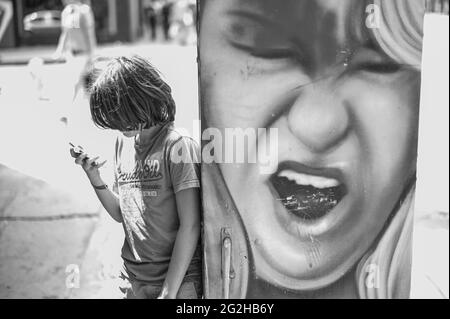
left=270, top=161, right=348, bottom=222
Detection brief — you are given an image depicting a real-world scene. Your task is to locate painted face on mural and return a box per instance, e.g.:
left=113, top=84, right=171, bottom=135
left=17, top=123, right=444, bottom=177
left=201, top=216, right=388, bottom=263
left=200, top=0, right=421, bottom=290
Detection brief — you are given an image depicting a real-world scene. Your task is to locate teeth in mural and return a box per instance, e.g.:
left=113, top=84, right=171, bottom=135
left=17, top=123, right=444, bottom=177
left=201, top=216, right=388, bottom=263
left=278, top=170, right=340, bottom=189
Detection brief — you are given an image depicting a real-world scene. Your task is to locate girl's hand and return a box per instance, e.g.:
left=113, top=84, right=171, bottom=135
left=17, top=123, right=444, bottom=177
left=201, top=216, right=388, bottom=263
left=72, top=146, right=107, bottom=181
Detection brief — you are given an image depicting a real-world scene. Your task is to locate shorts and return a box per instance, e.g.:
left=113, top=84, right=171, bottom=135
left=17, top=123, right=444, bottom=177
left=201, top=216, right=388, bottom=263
left=119, top=272, right=203, bottom=299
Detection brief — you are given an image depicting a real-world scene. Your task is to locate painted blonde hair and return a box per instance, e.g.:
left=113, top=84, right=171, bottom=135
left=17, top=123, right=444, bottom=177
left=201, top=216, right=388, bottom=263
left=355, top=0, right=427, bottom=299
left=356, top=185, right=416, bottom=298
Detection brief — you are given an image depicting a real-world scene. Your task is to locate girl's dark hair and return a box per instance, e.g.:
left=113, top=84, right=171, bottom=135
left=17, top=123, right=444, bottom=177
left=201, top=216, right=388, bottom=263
left=86, top=55, right=176, bottom=131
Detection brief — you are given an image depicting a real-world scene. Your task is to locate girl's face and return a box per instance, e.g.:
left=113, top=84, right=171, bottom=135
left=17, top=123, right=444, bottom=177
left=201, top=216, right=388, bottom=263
left=121, top=124, right=144, bottom=138
left=200, top=0, right=421, bottom=289
left=122, top=130, right=140, bottom=138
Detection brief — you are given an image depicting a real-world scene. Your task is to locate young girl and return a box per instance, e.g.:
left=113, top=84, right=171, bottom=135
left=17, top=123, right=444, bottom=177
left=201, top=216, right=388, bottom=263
left=72, top=55, right=202, bottom=299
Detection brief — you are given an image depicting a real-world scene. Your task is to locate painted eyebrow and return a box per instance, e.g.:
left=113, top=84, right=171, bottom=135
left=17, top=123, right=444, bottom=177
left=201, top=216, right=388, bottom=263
left=225, top=9, right=280, bottom=28
left=225, top=8, right=313, bottom=71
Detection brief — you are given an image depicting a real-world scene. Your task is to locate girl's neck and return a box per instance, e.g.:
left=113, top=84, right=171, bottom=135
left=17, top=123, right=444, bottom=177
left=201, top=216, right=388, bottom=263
left=134, top=122, right=170, bottom=147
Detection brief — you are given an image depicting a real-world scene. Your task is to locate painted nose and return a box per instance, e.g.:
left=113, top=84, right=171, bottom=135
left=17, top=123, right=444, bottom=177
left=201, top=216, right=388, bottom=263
left=287, top=83, right=350, bottom=153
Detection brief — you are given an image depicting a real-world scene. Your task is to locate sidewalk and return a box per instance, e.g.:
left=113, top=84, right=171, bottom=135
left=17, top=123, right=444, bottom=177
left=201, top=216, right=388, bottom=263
left=69, top=211, right=124, bottom=299
left=0, top=164, right=101, bottom=299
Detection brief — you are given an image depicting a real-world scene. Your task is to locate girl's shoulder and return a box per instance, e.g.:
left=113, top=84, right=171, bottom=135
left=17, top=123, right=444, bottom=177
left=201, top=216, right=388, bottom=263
left=165, top=125, right=198, bottom=147
left=163, top=126, right=199, bottom=160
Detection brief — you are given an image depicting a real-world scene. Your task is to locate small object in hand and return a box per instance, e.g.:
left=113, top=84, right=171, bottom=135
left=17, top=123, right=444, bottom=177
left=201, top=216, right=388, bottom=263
left=69, top=143, right=98, bottom=167
left=69, top=143, right=82, bottom=157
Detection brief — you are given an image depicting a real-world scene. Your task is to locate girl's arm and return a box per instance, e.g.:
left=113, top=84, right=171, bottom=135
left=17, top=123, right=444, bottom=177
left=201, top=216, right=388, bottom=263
left=159, top=187, right=201, bottom=299
left=75, top=152, right=123, bottom=223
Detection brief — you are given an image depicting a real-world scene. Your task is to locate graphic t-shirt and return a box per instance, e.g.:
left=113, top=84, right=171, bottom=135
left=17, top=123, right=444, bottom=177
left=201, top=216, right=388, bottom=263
left=114, top=122, right=201, bottom=284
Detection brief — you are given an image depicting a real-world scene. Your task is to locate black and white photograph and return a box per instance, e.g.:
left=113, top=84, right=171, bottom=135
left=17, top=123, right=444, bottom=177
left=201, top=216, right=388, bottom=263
left=0, top=0, right=448, bottom=305
left=199, top=0, right=449, bottom=299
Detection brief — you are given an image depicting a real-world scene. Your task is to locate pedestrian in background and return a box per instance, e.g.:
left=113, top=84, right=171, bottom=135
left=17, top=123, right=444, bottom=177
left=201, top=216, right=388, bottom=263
left=0, top=0, right=13, bottom=45
left=161, top=0, right=174, bottom=41
left=54, top=0, right=97, bottom=124
left=143, top=0, right=162, bottom=41
left=54, top=0, right=97, bottom=59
